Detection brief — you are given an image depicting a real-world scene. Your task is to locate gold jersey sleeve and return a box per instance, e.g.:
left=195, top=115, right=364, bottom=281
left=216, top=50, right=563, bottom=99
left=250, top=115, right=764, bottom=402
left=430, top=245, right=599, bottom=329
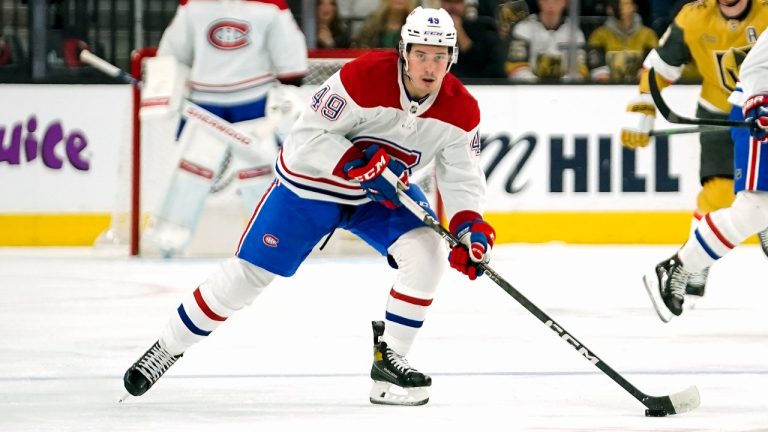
left=669, top=0, right=768, bottom=111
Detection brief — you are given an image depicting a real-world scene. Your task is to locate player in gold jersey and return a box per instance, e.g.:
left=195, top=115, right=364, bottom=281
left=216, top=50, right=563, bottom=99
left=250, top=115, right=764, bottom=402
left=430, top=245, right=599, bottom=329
left=621, top=0, right=768, bottom=309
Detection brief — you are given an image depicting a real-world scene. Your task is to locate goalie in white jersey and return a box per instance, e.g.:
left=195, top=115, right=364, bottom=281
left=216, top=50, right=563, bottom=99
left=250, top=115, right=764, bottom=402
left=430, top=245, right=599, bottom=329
left=121, top=7, right=496, bottom=406
left=140, top=0, right=307, bottom=257
left=643, top=27, right=768, bottom=323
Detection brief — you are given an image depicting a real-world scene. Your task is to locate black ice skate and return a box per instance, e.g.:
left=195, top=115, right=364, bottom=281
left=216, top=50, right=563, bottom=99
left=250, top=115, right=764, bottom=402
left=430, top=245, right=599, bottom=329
left=642, top=254, right=691, bottom=323
left=685, top=267, right=709, bottom=298
left=121, top=340, right=182, bottom=401
left=369, top=321, right=431, bottom=406
left=758, top=229, right=768, bottom=258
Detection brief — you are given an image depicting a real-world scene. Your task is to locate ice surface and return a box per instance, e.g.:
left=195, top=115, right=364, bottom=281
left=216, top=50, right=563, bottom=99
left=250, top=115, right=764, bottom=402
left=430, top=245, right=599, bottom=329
left=1, top=244, right=767, bottom=431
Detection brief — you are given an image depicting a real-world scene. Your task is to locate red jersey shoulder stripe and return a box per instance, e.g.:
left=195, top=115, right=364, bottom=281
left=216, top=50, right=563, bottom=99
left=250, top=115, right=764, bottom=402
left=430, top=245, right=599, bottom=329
left=340, top=50, right=401, bottom=109
left=421, top=73, right=480, bottom=132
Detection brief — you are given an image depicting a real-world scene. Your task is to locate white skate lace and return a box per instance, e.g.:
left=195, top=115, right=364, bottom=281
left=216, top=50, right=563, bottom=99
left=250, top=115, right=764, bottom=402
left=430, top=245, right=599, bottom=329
left=137, top=344, right=177, bottom=382
left=759, top=229, right=768, bottom=247
left=687, top=267, right=708, bottom=288
left=668, top=265, right=691, bottom=299
left=386, top=349, right=415, bottom=375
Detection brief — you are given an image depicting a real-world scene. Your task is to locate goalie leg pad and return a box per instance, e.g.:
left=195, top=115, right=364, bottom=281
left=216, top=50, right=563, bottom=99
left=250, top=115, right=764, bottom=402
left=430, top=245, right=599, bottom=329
left=229, top=116, right=280, bottom=212
left=144, top=122, right=231, bottom=255
left=383, top=226, right=447, bottom=355
left=160, top=257, right=276, bottom=355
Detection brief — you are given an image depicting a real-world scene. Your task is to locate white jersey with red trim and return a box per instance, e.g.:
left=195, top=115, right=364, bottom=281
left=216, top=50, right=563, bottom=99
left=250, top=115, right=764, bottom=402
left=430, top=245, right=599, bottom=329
left=158, top=0, right=308, bottom=105
left=740, top=26, right=768, bottom=97
left=277, top=51, right=486, bottom=221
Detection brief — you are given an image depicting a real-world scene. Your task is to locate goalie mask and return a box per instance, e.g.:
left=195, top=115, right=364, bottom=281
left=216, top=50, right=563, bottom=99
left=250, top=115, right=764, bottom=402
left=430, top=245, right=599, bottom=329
left=399, top=7, right=458, bottom=72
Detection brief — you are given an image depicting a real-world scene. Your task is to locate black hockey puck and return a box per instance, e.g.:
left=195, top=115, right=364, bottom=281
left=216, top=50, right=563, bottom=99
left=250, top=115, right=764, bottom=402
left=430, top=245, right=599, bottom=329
left=644, top=409, right=668, bottom=417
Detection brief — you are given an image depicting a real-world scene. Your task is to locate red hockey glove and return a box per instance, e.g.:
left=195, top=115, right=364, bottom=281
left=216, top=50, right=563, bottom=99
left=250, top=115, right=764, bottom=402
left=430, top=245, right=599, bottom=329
left=448, top=211, right=496, bottom=280
left=344, top=145, right=409, bottom=209
left=743, top=94, right=768, bottom=142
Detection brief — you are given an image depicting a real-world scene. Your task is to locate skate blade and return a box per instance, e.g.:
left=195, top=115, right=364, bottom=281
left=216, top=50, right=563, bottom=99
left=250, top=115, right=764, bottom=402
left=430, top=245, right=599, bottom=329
left=369, top=381, right=429, bottom=406
left=642, top=273, right=673, bottom=323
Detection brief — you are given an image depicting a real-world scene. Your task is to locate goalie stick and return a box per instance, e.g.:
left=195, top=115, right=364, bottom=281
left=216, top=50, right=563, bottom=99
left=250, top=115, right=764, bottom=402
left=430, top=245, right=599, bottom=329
left=648, top=68, right=753, bottom=128
left=381, top=170, right=700, bottom=417
left=80, top=49, right=266, bottom=154
left=81, top=49, right=276, bottom=255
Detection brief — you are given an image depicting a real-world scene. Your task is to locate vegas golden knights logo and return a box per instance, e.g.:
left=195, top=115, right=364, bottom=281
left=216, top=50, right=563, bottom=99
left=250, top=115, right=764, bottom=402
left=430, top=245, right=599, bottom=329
left=535, top=53, right=564, bottom=78
left=606, top=50, right=643, bottom=82
left=717, top=44, right=752, bottom=92
left=716, top=26, right=760, bottom=91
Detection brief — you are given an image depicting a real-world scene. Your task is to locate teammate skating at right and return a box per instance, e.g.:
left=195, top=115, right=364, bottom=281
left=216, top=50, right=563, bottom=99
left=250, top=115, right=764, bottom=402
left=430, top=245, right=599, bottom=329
left=644, top=26, right=768, bottom=322
left=622, top=0, right=768, bottom=306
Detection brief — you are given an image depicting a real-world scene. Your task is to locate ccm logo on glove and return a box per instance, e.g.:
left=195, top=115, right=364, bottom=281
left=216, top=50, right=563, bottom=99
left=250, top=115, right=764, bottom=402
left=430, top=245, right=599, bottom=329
left=348, top=151, right=390, bottom=182
left=343, top=145, right=409, bottom=209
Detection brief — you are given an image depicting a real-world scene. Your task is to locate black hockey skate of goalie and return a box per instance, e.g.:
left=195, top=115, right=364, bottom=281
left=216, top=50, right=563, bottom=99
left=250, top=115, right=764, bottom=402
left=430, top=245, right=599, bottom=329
left=369, top=321, right=431, bottom=406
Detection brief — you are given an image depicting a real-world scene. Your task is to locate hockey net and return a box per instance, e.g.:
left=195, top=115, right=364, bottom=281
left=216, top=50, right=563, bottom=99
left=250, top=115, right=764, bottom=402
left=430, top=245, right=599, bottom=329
left=97, top=48, right=439, bottom=257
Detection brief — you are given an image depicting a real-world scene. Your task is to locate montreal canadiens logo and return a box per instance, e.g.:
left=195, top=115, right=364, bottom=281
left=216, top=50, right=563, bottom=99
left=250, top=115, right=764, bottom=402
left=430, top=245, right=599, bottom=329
left=208, top=19, right=250, bottom=50
left=263, top=234, right=279, bottom=247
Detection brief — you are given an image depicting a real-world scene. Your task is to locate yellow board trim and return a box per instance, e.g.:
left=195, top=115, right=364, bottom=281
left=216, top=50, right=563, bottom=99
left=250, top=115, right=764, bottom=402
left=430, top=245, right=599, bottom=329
left=0, top=212, right=758, bottom=246
left=0, top=214, right=111, bottom=246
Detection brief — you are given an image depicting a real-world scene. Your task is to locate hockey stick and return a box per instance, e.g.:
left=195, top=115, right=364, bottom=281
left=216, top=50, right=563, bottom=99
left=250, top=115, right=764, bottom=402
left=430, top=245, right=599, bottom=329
left=80, top=49, right=265, bottom=152
left=648, top=68, right=753, bottom=128
left=650, top=126, right=720, bottom=137
left=382, top=171, right=700, bottom=417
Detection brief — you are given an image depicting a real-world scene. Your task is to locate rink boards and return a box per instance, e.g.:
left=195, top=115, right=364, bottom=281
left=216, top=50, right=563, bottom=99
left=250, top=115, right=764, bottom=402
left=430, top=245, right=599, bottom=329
left=0, top=83, right=722, bottom=246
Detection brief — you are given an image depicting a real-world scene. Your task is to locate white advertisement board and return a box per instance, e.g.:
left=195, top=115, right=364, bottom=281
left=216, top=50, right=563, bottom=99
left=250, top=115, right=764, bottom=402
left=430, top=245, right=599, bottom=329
left=0, top=84, right=131, bottom=212
left=0, top=83, right=708, bottom=245
left=475, top=85, right=702, bottom=211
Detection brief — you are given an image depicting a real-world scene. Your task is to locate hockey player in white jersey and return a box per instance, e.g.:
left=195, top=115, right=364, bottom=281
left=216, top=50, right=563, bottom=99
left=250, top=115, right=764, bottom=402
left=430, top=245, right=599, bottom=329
left=121, top=7, right=495, bottom=406
left=141, top=0, right=308, bottom=257
left=643, top=27, right=768, bottom=323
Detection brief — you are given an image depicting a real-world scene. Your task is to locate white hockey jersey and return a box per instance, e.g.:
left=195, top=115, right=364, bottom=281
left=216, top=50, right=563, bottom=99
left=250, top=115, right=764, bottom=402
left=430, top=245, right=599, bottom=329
left=158, top=0, right=308, bottom=105
left=276, top=51, right=486, bottom=222
left=508, top=15, right=586, bottom=80
left=740, top=26, right=768, bottom=98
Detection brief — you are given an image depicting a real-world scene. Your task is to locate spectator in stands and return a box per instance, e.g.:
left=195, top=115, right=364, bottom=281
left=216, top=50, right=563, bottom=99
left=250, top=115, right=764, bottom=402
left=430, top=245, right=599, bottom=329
left=441, top=0, right=506, bottom=78
left=337, top=0, right=380, bottom=33
left=587, top=0, right=658, bottom=82
left=316, top=0, right=352, bottom=49
left=352, top=0, right=418, bottom=49
left=504, top=0, right=587, bottom=82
